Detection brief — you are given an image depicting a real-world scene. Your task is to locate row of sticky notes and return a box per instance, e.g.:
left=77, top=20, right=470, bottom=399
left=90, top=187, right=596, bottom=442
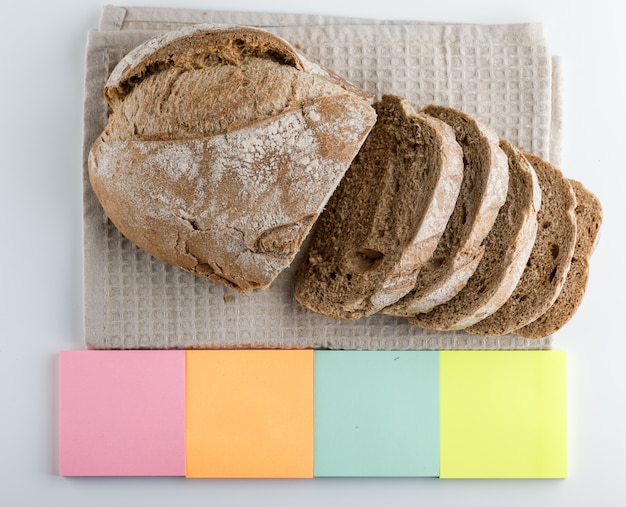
left=59, top=350, right=566, bottom=478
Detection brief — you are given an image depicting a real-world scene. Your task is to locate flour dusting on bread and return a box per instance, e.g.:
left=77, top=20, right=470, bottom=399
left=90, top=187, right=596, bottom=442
left=89, top=26, right=376, bottom=292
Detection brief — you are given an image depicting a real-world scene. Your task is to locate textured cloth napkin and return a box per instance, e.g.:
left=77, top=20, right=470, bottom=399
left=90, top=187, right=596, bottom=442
left=83, top=5, right=560, bottom=349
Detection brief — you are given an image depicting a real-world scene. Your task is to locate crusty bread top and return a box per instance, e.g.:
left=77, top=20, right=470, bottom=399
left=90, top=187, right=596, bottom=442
left=89, top=25, right=377, bottom=293
left=517, top=179, right=602, bottom=338
left=294, top=94, right=463, bottom=319
left=383, top=105, right=509, bottom=316
left=104, top=24, right=371, bottom=106
left=409, top=140, right=541, bottom=330
left=466, top=152, right=577, bottom=336
left=103, top=57, right=361, bottom=143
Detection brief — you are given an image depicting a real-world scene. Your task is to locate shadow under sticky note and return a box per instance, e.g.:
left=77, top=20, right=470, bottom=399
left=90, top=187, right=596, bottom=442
left=439, top=351, right=567, bottom=479
left=59, top=350, right=186, bottom=476
left=314, top=351, right=440, bottom=477
left=185, top=350, right=314, bottom=478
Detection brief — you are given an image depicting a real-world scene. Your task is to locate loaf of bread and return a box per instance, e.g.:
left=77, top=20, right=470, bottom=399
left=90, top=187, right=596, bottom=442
left=88, top=25, right=376, bottom=293
left=294, top=94, right=463, bottom=319
left=466, top=153, right=577, bottom=336
left=88, top=25, right=601, bottom=339
left=382, top=105, right=509, bottom=317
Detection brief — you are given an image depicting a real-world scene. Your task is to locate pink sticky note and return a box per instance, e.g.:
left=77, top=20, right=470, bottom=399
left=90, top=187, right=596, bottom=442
left=59, top=350, right=186, bottom=476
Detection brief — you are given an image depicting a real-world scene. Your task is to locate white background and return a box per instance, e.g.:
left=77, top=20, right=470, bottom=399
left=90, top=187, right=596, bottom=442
left=1, top=0, right=625, bottom=505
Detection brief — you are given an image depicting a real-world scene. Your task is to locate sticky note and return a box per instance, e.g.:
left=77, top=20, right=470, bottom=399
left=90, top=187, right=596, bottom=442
left=314, top=351, right=440, bottom=477
left=185, top=350, right=314, bottom=478
left=440, top=350, right=567, bottom=478
left=59, top=350, right=186, bottom=476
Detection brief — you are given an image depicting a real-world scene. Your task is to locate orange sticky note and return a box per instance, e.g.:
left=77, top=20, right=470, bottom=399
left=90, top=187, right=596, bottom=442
left=185, top=350, right=314, bottom=478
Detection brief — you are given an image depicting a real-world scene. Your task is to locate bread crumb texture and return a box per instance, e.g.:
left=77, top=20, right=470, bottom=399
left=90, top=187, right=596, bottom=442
left=384, top=105, right=509, bottom=316
left=466, top=153, right=577, bottom=336
left=294, top=95, right=463, bottom=319
left=516, top=179, right=602, bottom=338
left=409, top=140, right=541, bottom=331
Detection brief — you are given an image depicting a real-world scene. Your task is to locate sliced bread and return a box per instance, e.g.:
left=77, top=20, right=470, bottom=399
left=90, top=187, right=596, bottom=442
left=294, top=94, right=464, bottom=320
left=382, top=105, right=509, bottom=317
left=466, top=153, right=577, bottom=336
left=516, top=179, right=602, bottom=338
left=409, top=140, right=541, bottom=330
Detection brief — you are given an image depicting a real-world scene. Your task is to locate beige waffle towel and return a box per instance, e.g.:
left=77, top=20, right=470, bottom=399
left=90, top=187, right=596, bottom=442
left=83, top=5, right=560, bottom=349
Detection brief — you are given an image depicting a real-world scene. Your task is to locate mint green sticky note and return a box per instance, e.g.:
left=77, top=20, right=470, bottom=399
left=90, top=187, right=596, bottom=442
left=314, top=351, right=439, bottom=477
left=440, top=351, right=567, bottom=479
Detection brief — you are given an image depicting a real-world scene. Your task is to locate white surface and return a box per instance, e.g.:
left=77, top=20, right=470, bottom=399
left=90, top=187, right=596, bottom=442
left=0, top=0, right=623, bottom=505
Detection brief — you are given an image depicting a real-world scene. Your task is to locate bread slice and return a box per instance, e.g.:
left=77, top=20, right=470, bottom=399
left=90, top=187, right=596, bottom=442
left=382, top=106, right=509, bottom=317
left=516, top=179, right=602, bottom=338
left=466, top=153, right=577, bottom=336
left=409, top=140, right=541, bottom=330
left=294, top=94, right=464, bottom=320
left=88, top=25, right=376, bottom=293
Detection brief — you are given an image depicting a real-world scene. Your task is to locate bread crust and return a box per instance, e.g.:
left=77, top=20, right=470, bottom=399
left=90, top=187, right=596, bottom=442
left=104, top=24, right=371, bottom=106
left=88, top=26, right=376, bottom=292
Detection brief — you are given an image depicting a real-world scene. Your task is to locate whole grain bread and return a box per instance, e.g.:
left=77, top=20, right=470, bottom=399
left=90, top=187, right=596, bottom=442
left=88, top=25, right=376, bottom=293
left=294, top=94, right=464, bottom=319
left=516, top=179, right=602, bottom=338
left=409, top=140, right=541, bottom=330
left=383, top=105, right=509, bottom=317
left=466, top=153, right=577, bottom=336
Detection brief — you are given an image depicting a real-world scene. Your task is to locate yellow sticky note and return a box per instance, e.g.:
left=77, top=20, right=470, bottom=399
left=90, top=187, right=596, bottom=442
left=440, top=351, right=567, bottom=478
left=186, top=350, right=314, bottom=478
